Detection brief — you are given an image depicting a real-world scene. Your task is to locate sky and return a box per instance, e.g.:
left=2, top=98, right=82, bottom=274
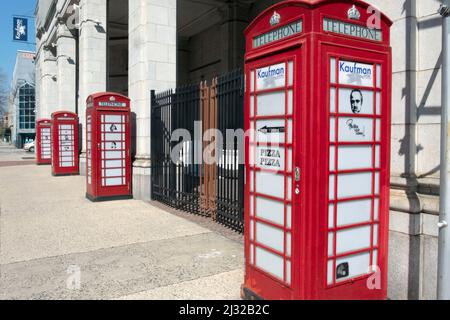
left=0, top=0, right=37, bottom=86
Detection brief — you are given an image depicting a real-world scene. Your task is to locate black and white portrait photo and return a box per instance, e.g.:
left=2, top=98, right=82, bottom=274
left=350, top=89, right=363, bottom=114
left=338, top=88, right=372, bottom=115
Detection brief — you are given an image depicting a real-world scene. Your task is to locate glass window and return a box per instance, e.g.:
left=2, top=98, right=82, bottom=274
left=18, top=84, right=36, bottom=130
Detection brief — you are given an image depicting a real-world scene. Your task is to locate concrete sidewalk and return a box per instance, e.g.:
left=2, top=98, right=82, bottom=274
left=0, top=142, right=35, bottom=165
left=0, top=144, right=244, bottom=300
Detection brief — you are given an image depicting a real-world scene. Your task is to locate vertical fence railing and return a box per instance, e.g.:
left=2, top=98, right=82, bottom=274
left=151, top=70, right=244, bottom=232
left=200, top=80, right=218, bottom=218
left=151, top=85, right=201, bottom=213
left=173, top=84, right=201, bottom=214
left=151, top=89, right=174, bottom=206
left=216, top=70, right=245, bottom=232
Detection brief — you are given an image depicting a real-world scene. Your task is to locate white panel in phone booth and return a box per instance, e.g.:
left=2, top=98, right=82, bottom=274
left=327, top=57, right=382, bottom=284
left=250, top=60, right=295, bottom=284
left=41, top=128, right=51, bottom=159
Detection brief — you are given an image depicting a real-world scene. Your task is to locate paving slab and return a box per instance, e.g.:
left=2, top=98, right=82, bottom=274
left=0, top=145, right=245, bottom=300
left=0, top=143, right=34, bottom=162
left=0, top=166, right=212, bottom=264
left=1, top=233, right=243, bottom=300
left=117, top=269, right=243, bottom=300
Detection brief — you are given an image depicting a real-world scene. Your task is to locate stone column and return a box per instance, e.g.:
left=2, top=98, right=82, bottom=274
left=35, top=53, right=42, bottom=119
left=78, top=0, right=107, bottom=175
left=56, top=20, right=77, bottom=113
left=129, top=0, right=177, bottom=200
left=220, top=2, right=249, bottom=72
left=40, top=49, right=58, bottom=119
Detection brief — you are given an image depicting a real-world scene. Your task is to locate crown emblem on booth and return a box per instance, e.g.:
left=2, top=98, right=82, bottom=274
left=347, top=5, right=361, bottom=20
left=109, top=96, right=116, bottom=102
left=270, top=11, right=281, bottom=26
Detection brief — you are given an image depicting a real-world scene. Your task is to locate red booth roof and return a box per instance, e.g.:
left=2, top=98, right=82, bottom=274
left=245, top=0, right=393, bottom=36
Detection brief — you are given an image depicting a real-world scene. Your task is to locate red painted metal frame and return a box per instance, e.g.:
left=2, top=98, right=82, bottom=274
left=328, top=52, right=382, bottom=289
left=254, top=55, right=294, bottom=283
left=51, top=111, right=79, bottom=176
left=86, top=109, right=94, bottom=197
left=317, top=43, right=391, bottom=299
left=85, top=92, right=132, bottom=201
left=243, top=0, right=392, bottom=300
left=244, top=43, right=304, bottom=301
left=36, top=119, right=52, bottom=165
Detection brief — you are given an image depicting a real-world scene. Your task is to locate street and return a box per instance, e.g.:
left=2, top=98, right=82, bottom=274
left=0, top=142, right=244, bottom=300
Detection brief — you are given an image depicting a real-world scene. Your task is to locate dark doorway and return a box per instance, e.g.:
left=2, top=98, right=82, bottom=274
left=176, top=0, right=284, bottom=85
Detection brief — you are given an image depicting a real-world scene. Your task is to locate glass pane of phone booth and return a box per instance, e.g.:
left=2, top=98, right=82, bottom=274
left=40, top=127, right=51, bottom=160
left=100, top=114, right=127, bottom=187
left=249, top=59, right=295, bottom=286
left=58, top=124, right=75, bottom=168
left=327, top=57, right=382, bottom=285
left=87, top=115, right=92, bottom=185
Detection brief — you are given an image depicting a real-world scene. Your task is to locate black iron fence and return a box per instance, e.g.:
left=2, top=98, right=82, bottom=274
left=151, top=70, right=245, bottom=233
left=216, top=70, right=245, bottom=232
left=151, top=85, right=201, bottom=214
left=150, top=88, right=173, bottom=207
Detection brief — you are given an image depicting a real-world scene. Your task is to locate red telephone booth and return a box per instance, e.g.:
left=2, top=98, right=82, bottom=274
left=242, top=0, right=392, bottom=300
left=36, top=119, right=52, bottom=165
left=51, top=111, right=80, bottom=176
left=85, top=93, right=132, bottom=202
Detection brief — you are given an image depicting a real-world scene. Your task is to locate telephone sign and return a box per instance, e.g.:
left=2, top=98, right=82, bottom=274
left=242, top=0, right=392, bottom=300
left=85, top=92, right=132, bottom=202
left=36, top=119, right=52, bottom=165
left=51, top=111, right=79, bottom=176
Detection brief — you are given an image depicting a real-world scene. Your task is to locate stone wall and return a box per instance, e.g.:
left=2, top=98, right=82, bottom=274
left=367, top=0, right=442, bottom=300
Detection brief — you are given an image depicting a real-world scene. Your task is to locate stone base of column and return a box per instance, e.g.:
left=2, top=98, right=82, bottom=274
left=79, top=152, right=87, bottom=176
left=388, top=210, right=439, bottom=300
left=132, top=157, right=151, bottom=201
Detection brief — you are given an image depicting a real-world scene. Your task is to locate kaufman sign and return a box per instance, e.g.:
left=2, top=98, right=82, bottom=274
left=13, top=17, right=28, bottom=42
left=256, top=62, right=286, bottom=90
left=339, top=60, right=374, bottom=87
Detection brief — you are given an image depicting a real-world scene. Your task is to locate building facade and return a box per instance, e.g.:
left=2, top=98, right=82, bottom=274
left=0, top=113, right=8, bottom=128
left=9, top=51, right=36, bottom=149
left=0, top=112, right=10, bottom=142
left=34, top=0, right=444, bottom=299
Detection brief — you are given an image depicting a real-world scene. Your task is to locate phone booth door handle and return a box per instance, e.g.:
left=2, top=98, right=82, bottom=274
left=294, top=167, right=300, bottom=182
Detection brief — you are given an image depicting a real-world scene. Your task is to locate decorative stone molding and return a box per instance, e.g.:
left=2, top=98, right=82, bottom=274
left=133, top=156, right=151, bottom=169
left=390, top=189, right=439, bottom=215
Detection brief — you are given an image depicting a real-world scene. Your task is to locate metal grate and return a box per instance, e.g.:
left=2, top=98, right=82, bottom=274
left=151, top=89, right=174, bottom=207
left=151, top=85, right=201, bottom=214
left=151, top=70, right=244, bottom=232
left=216, top=70, right=245, bottom=233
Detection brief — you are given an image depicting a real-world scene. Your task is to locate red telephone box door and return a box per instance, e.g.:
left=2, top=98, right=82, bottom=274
left=36, top=119, right=52, bottom=165
left=86, top=110, right=95, bottom=196
left=51, top=112, right=79, bottom=176
left=96, top=111, right=131, bottom=197
left=244, top=48, right=302, bottom=300
left=310, top=44, right=391, bottom=300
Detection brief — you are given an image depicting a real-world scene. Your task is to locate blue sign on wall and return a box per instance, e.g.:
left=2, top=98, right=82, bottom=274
left=13, top=17, right=28, bottom=42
